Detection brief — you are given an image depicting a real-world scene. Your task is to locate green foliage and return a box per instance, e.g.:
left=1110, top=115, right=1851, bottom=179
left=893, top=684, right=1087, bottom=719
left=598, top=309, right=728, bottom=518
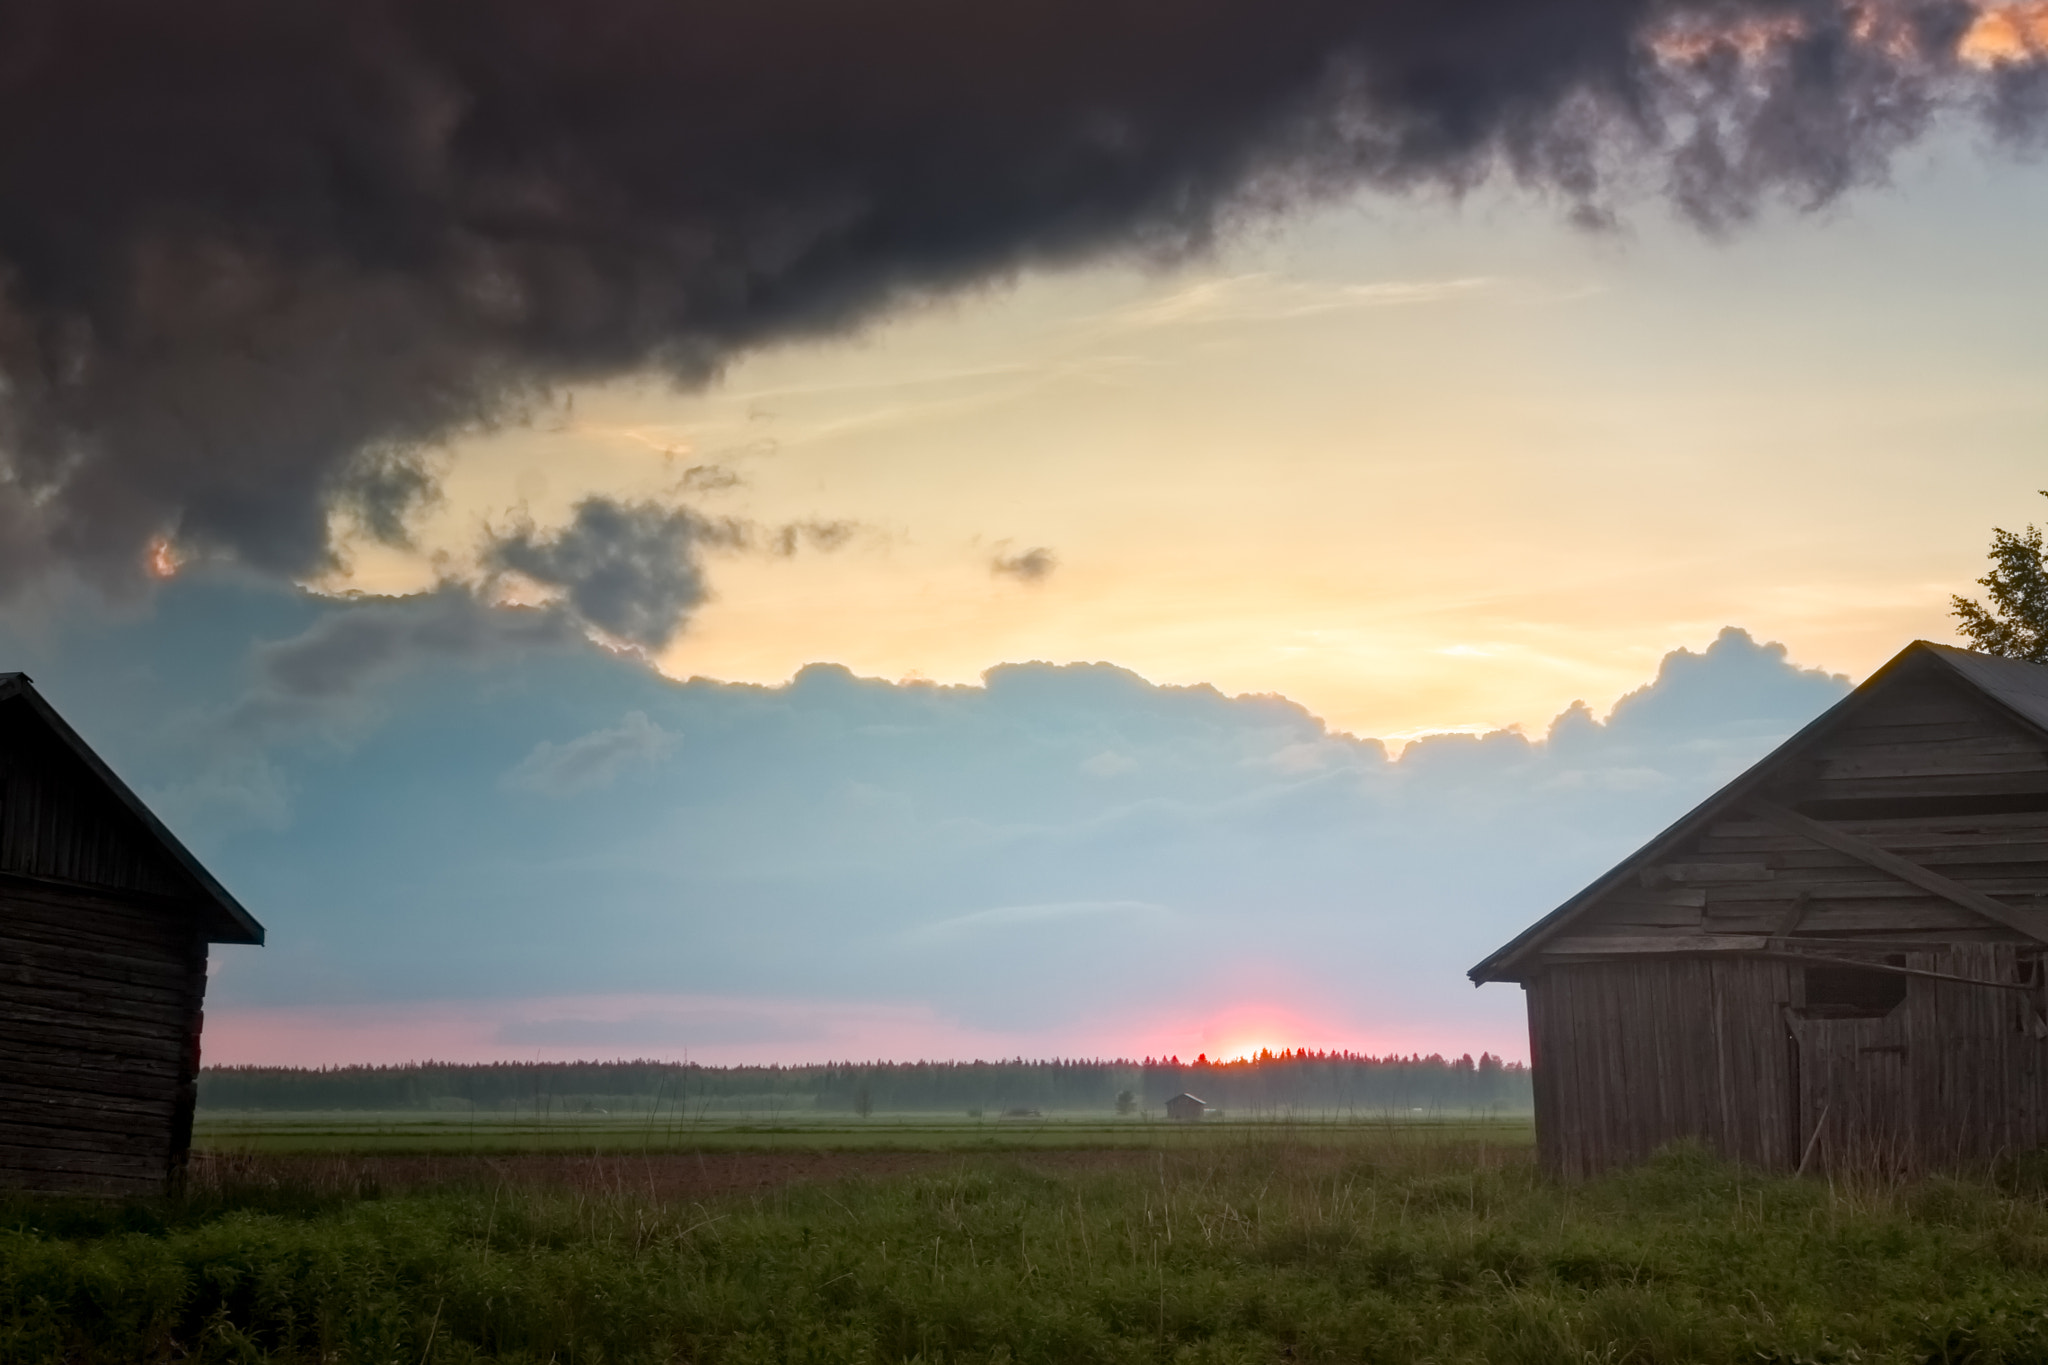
left=1954, top=494, right=2048, bottom=661
left=12, top=1139, right=2048, bottom=1362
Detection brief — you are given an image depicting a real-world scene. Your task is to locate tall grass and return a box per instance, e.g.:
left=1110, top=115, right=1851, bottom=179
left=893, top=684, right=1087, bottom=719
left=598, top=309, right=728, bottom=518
left=9, top=1134, right=2048, bottom=1362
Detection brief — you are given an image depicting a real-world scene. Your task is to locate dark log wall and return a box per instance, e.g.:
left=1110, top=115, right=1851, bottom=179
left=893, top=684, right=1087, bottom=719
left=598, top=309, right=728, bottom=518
left=0, top=695, right=216, bottom=1194
left=0, top=880, right=208, bottom=1193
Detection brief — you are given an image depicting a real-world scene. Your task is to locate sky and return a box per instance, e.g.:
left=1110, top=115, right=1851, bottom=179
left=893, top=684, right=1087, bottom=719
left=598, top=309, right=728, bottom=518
left=2, top=0, right=2046, bottom=1064
left=1, top=595, right=1848, bottom=1064
left=359, top=137, right=2048, bottom=743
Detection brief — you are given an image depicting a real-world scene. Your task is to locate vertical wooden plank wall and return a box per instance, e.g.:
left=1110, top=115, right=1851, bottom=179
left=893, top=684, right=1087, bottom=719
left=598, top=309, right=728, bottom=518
left=1791, top=946, right=2048, bottom=1173
left=1537, top=949, right=2048, bottom=1175
left=1530, top=959, right=1796, bottom=1176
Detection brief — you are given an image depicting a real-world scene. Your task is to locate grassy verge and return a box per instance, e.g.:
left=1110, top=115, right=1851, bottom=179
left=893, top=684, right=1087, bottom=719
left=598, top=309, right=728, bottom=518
left=11, top=1135, right=2048, bottom=1362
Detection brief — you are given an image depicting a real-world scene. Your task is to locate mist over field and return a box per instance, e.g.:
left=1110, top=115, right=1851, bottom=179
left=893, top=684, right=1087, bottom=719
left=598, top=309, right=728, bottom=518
left=197, top=1053, right=1532, bottom=1120
left=0, top=579, right=1850, bottom=1064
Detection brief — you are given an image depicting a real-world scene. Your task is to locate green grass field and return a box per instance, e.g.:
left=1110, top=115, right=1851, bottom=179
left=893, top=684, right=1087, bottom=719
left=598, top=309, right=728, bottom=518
left=16, top=1121, right=2048, bottom=1362
left=192, top=1108, right=1535, bottom=1155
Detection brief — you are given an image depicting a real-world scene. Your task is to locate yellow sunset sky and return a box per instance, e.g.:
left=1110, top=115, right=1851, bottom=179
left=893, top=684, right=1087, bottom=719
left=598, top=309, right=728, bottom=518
left=331, top=139, right=2048, bottom=743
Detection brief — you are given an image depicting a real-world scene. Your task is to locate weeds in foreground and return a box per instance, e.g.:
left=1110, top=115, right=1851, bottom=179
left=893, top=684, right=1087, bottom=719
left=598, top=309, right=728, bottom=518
left=7, top=1137, right=2048, bottom=1362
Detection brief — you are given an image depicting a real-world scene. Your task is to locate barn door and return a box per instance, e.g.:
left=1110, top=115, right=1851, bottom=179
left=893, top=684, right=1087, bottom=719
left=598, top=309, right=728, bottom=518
left=1787, top=961, right=1912, bottom=1174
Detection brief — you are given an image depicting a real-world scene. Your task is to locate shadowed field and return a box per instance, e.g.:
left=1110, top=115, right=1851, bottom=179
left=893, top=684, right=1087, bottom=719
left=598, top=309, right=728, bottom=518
left=15, top=1126, right=2048, bottom=1362
left=192, top=1109, right=1535, bottom=1155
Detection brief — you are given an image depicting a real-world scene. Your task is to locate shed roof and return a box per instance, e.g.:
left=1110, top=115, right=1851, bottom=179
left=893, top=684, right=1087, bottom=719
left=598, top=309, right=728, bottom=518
left=1467, top=641, right=2048, bottom=984
left=0, top=673, right=263, bottom=944
left=1925, top=645, right=2048, bottom=731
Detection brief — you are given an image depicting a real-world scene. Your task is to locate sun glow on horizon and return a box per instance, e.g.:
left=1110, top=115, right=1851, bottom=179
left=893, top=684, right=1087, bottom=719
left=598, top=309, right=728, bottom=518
left=1112, top=991, right=1532, bottom=1066
left=1162, top=1004, right=1383, bottom=1066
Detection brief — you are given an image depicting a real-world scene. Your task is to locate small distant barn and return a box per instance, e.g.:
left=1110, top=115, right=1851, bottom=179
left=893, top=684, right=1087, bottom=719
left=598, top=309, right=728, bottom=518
left=1471, top=641, right=2048, bottom=1177
left=1165, top=1092, right=1212, bottom=1121
left=0, top=674, right=263, bottom=1193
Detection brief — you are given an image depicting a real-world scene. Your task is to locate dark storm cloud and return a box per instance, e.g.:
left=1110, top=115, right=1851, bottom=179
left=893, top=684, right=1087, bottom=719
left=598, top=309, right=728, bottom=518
left=0, top=0, right=2033, bottom=594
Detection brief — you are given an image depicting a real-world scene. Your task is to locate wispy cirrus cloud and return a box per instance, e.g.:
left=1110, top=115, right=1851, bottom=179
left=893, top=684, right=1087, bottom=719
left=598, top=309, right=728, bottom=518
left=1098, top=274, right=1497, bottom=333
left=503, top=711, right=678, bottom=796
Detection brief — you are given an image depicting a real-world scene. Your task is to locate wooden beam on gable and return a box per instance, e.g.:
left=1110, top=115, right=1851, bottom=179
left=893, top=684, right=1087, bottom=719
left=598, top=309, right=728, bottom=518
left=1548, top=933, right=1771, bottom=955
left=1641, top=862, right=1774, bottom=887
left=1770, top=890, right=1811, bottom=945
left=1549, top=933, right=2038, bottom=989
left=1751, top=800, right=2048, bottom=946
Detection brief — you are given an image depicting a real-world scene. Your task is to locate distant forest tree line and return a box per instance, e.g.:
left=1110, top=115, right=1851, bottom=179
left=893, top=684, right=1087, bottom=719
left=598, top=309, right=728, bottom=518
left=198, top=1049, right=1530, bottom=1116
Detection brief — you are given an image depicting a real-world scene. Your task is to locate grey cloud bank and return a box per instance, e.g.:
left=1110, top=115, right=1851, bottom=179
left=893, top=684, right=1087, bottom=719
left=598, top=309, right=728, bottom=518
left=0, top=584, right=1852, bottom=1058
left=485, top=500, right=739, bottom=651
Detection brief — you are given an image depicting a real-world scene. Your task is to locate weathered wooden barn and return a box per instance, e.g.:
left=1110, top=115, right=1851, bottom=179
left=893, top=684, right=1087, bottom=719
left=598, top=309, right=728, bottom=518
left=1471, top=641, right=2048, bottom=1177
left=1165, top=1092, right=1212, bottom=1122
left=0, top=673, right=263, bottom=1193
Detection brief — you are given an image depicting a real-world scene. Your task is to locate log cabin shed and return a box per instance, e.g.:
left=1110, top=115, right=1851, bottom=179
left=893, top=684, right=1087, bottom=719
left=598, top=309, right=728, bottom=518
left=1471, top=641, right=2048, bottom=1177
left=0, top=673, right=262, bottom=1193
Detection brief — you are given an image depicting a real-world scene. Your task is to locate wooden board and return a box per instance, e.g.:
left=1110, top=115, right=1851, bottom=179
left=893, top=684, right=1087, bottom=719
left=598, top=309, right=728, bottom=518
left=1528, top=958, right=1797, bottom=1176
left=0, top=700, right=199, bottom=897
left=1527, top=944, right=2048, bottom=1176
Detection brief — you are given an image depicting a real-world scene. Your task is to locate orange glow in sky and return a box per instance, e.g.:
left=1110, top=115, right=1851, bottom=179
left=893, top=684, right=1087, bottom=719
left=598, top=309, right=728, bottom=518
left=1139, top=1002, right=1460, bottom=1065
left=1961, top=2, right=2048, bottom=61
left=144, top=536, right=180, bottom=580
left=1652, top=2, right=2046, bottom=69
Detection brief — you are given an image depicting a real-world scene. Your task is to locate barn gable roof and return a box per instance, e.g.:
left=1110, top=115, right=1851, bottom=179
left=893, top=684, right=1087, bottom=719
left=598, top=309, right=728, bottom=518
left=1468, top=641, right=2048, bottom=985
left=0, top=673, right=263, bottom=945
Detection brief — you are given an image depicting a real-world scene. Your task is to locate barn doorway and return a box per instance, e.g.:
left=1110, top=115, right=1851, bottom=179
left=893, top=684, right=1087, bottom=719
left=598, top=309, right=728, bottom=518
left=1788, top=960, right=1912, bottom=1174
